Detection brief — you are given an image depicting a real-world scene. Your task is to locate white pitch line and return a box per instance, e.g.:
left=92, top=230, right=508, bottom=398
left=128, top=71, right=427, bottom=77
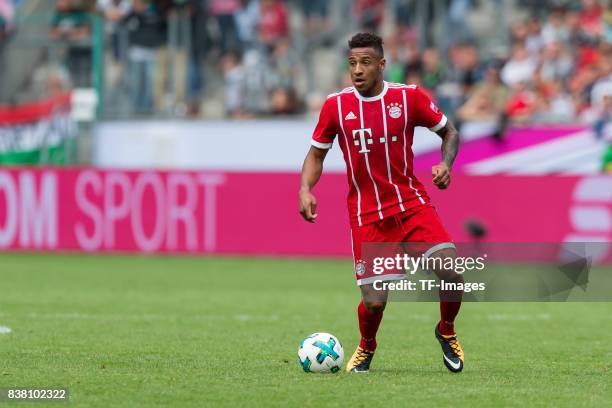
left=0, top=326, right=12, bottom=334
left=487, top=313, right=551, bottom=321
left=0, top=312, right=279, bottom=323
left=383, top=314, right=554, bottom=321
left=0, top=312, right=574, bottom=324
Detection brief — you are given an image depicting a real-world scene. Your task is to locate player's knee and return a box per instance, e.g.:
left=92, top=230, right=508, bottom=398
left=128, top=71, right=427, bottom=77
left=364, top=301, right=386, bottom=314
left=435, top=268, right=465, bottom=283
left=429, top=248, right=464, bottom=282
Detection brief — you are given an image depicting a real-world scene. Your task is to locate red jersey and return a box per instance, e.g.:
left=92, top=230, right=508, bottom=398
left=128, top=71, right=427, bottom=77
left=311, top=81, right=448, bottom=227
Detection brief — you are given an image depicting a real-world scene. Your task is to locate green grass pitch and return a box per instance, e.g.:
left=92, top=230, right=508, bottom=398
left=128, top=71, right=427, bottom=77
left=0, top=254, right=610, bottom=407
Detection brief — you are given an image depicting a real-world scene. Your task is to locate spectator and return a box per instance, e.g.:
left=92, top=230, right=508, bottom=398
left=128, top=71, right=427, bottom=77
left=97, top=0, right=131, bottom=60
left=449, top=42, right=481, bottom=90
left=122, top=0, right=166, bottom=113
left=242, top=48, right=275, bottom=113
left=402, top=41, right=423, bottom=75
left=517, top=0, right=552, bottom=19
left=568, top=39, right=601, bottom=103
left=510, top=20, right=529, bottom=44
left=51, top=0, right=91, bottom=41
left=209, top=0, right=240, bottom=54
left=271, top=38, right=297, bottom=89
left=383, top=37, right=406, bottom=84
left=97, top=0, right=131, bottom=100
left=0, top=0, right=14, bottom=43
left=525, top=17, right=545, bottom=55
left=187, top=0, right=210, bottom=116
left=50, top=0, right=92, bottom=87
left=421, top=47, right=445, bottom=92
left=404, top=69, right=424, bottom=92
left=538, top=80, right=577, bottom=123
left=438, top=42, right=481, bottom=115
left=448, top=0, right=474, bottom=42
left=394, top=0, right=414, bottom=28
left=353, top=0, right=385, bottom=32
left=457, top=62, right=510, bottom=125
left=501, top=42, right=537, bottom=86
left=589, top=73, right=612, bottom=128
left=269, top=86, right=299, bottom=115
left=505, top=81, right=540, bottom=123
left=579, top=0, right=604, bottom=40
left=403, top=71, right=434, bottom=107
left=541, top=7, right=570, bottom=45
left=235, top=0, right=259, bottom=50
left=222, top=52, right=248, bottom=118
left=31, top=64, right=72, bottom=99
left=538, top=41, right=573, bottom=82
left=298, top=0, right=328, bottom=37
left=605, top=3, right=612, bottom=44
left=565, top=8, right=589, bottom=47
left=259, top=0, right=289, bottom=50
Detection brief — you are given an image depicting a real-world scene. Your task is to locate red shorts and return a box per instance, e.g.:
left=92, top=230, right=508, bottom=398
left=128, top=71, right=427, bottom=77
left=350, top=205, right=454, bottom=286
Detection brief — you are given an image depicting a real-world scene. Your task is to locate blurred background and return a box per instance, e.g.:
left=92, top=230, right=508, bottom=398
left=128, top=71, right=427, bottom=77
left=0, top=0, right=610, bottom=121
left=1, top=5, right=611, bottom=403
left=0, top=0, right=610, bottom=170
left=0, top=0, right=611, bottom=255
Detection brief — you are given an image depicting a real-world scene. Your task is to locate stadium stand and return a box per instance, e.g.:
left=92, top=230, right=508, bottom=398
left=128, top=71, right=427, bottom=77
left=0, top=0, right=610, bottom=170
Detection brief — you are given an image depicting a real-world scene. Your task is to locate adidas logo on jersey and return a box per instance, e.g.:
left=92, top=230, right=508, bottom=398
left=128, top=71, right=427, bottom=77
left=345, top=112, right=357, bottom=120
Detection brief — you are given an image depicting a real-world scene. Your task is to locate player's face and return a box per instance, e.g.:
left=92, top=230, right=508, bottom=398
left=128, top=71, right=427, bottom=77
left=348, top=48, right=385, bottom=96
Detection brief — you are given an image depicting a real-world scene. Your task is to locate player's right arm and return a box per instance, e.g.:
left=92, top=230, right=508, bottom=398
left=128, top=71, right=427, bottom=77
left=299, top=146, right=328, bottom=222
left=299, top=97, right=338, bottom=223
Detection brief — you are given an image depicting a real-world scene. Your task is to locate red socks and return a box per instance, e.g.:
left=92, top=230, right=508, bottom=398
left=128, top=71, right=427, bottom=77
left=356, top=297, right=460, bottom=347
left=357, top=301, right=383, bottom=351
left=439, top=294, right=462, bottom=336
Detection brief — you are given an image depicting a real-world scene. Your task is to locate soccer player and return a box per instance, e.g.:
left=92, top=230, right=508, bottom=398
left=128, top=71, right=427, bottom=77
left=299, top=33, right=464, bottom=373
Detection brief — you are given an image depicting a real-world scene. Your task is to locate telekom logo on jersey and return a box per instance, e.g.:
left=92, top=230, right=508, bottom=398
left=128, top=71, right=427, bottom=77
left=352, top=128, right=399, bottom=154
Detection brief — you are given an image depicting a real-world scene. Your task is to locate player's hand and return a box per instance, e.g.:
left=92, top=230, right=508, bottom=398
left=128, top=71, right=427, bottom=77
left=299, top=189, right=318, bottom=223
left=432, top=162, right=451, bottom=190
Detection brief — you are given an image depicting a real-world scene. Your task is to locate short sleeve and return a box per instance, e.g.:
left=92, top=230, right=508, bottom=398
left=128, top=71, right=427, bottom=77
left=311, top=97, right=338, bottom=149
left=412, top=87, right=447, bottom=132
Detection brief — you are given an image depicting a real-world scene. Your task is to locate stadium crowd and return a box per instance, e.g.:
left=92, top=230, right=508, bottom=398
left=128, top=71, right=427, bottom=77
left=106, top=0, right=608, bottom=132
left=2, top=0, right=610, bottom=133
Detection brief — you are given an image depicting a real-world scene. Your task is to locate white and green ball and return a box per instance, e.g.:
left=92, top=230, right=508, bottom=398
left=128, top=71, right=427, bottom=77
left=297, top=332, right=344, bottom=373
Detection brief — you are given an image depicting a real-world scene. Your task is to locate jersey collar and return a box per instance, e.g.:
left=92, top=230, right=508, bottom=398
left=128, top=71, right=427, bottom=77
left=353, top=81, right=388, bottom=102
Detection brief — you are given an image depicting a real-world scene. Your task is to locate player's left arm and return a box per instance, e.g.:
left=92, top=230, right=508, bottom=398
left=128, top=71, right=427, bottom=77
left=412, top=86, right=460, bottom=190
left=432, top=121, right=460, bottom=190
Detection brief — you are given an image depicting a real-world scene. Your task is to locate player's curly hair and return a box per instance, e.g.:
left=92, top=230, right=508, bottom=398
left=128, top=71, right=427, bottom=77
left=348, top=33, right=384, bottom=58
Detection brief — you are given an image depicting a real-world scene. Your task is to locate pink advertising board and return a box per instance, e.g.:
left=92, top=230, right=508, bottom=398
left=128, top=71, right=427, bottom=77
left=0, top=168, right=611, bottom=257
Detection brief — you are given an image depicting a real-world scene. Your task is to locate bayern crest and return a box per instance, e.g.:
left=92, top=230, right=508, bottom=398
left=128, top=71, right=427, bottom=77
left=355, top=260, right=366, bottom=276
left=387, top=102, right=402, bottom=119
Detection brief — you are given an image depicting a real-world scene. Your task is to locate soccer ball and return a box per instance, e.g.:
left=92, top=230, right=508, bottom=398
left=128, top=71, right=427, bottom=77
left=297, top=332, right=344, bottom=373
